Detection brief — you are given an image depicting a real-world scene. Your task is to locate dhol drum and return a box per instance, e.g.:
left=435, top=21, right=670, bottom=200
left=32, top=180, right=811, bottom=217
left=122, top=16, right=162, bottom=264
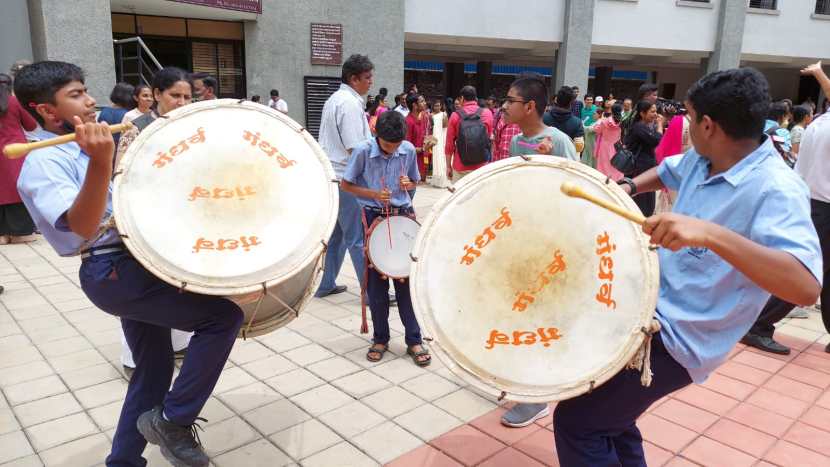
left=113, top=99, right=338, bottom=338
left=410, top=156, right=659, bottom=403
left=366, top=214, right=420, bottom=279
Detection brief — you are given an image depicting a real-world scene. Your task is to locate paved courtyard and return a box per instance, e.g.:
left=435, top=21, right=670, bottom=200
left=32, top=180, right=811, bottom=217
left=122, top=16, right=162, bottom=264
left=1, top=185, right=830, bottom=466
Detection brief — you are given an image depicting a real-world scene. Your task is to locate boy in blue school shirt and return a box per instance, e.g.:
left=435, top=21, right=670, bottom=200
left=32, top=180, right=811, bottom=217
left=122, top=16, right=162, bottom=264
left=341, top=111, right=431, bottom=367
left=552, top=68, right=822, bottom=465
left=14, top=61, right=240, bottom=467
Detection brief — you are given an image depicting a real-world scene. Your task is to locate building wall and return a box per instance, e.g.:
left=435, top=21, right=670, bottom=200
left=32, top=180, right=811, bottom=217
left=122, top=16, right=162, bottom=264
left=27, top=0, right=116, bottom=103
left=0, top=0, right=34, bottom=77
left=404, top=0, right=566, bottom=42
left=245, top=0, right=405, bottom=126
left=742, top=3, right=830, bottom=60
left=592, top=0, right=719, bottom=52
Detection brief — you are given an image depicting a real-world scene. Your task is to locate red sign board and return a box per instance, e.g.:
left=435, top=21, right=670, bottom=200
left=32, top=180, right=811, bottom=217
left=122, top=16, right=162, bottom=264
left=310, top=23, right=343, bottom=66
left=168, top=0, right=262, bottom=14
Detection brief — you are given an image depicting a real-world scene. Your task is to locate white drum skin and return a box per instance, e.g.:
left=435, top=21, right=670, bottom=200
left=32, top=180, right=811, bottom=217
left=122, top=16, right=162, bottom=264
left=366, top=215, right=420, bottom=279
left=114, top=99, right=337, bottom=337
left=410, top=156, right=659, bottom=402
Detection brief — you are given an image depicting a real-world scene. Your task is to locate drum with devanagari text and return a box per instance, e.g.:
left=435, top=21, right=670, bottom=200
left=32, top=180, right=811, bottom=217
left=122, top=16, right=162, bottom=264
left=113, top=99, right=338, bottom=338
left=410, top=156, right=659, bottom=402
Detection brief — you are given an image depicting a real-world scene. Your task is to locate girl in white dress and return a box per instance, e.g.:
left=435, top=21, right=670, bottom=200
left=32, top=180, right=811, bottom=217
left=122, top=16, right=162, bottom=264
left=430, top=100, right=450, bottom=188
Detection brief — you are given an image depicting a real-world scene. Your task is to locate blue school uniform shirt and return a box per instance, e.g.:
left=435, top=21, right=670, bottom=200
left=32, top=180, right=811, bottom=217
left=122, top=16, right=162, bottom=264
left=343, top=138, right=420, bottom=209
left=656, top=137, right=822, bottom=383
left=17, top=128, right=121, bottom=256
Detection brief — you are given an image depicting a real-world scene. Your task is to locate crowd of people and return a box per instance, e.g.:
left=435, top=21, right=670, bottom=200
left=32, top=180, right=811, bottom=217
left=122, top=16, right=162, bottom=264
left=1, top=50, right=829, bottom=467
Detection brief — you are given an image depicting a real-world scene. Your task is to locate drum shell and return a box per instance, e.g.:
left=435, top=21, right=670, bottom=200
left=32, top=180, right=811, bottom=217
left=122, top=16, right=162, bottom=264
left=237, top=251, right=324, bottom=338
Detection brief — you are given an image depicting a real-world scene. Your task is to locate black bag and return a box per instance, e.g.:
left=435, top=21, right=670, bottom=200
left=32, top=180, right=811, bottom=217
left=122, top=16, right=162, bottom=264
left=611, top=141, right=637, bottom=176
left=456, top=108, right=491, bottom=165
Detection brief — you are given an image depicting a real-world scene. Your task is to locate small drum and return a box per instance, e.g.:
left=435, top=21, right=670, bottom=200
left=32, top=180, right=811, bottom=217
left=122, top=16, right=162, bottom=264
left=410, top=156, right=659, bottom=402
left=114, top=99, right=338, bottom=337
left=366, top=215, right=420, bottom=279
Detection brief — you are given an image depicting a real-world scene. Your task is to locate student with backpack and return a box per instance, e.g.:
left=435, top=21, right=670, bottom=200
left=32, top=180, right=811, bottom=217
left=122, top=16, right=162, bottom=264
left=444, top=85, right=494, bottom=182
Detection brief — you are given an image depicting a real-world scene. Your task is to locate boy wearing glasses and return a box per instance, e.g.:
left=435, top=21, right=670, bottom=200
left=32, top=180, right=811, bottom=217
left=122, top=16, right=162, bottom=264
left=500, top=73, right=578, bottom=428
left=503, top=74, right=578, bottom=161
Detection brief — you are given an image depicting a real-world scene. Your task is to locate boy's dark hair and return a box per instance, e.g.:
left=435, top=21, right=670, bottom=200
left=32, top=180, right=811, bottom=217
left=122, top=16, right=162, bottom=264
left=190, top=72, right=217, bottom=93
left=460, top=85, right=477, bottom=102
left=555, top=86, right=576, bottom=108
left=686, top=67, right=770, bottom=140
left=584, top=93, right=594, bottom=100
left=406, top=93, right=421, bottom=112
left=153, top=67, right=192, bottom=96
left=767, top=101, right=788, bottom=123
left=376, top=110, right=406, bottom=143
left=637, top=83, right=658, bottom=101
left=341, top=54, right=374, bottom=84
left=789, top=105, right=811, bottom=129
left=270, top=89, right=279, bottom=97
left=509, top=72, right=547, bottom=118
left=110, top=82, right=135, bottom=109
left=14, top=61, right=85, bottom=125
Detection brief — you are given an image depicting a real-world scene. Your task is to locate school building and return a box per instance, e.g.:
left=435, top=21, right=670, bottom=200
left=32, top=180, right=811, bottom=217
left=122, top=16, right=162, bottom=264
left=2, top=0, right=829, bottom=135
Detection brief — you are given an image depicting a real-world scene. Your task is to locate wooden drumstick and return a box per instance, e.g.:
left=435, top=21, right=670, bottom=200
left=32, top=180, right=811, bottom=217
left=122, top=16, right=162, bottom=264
left=560, top=182, right=646, bottom=225
left=3, top=122, right=132, bottom=159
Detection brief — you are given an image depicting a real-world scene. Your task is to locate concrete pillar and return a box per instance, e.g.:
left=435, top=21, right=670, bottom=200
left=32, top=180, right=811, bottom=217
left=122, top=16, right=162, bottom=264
left=245, top=0, right=405, bottom=125
left=476, top=61, right=492, bottom=98
left=27, top=0, right=115, bottom=103
left=594, top=66, right=613, bottom=99
left=444, top=62, right=465, bottom=99
left=707, top=0, right=747, bottom=73
left=0, top=0, right=33, bottom=78
left=554, top=0, right=596, bottom=93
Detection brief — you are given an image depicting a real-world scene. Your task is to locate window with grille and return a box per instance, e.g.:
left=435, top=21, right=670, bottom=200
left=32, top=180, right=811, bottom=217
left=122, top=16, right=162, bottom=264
left=192, top=41, right=246, bottom=98
left=817, top=0, right=830, bottom=14
left=749, top=0, right=777, bottom=10
left=304, top=77, right=341, bottom=140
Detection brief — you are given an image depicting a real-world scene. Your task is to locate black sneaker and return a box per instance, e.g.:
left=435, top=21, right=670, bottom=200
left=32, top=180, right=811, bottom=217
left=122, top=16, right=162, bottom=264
left=137, top=406, right=209, bottom=467
left=740, top=333, right=791, bottom=355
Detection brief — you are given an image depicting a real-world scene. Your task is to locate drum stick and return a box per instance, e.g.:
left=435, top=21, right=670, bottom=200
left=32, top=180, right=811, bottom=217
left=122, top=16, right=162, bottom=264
left=3, top=123, right=132, bottom=159
left=560, top=182, right=646, bottom=225
left=381, top=176, right=393, bottom=248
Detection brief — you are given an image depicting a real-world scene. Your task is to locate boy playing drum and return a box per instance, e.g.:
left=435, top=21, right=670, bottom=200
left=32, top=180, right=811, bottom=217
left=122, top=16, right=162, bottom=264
left=341, top=111, right=431, bottom=367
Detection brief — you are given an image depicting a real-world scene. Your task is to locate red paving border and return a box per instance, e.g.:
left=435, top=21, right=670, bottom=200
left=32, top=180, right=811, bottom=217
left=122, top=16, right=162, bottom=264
left=387, top=336, right=830, bottom=466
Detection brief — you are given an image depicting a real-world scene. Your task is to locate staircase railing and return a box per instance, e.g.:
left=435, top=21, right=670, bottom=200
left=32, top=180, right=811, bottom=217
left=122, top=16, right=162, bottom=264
left=113, top=37, right=163, bottom=86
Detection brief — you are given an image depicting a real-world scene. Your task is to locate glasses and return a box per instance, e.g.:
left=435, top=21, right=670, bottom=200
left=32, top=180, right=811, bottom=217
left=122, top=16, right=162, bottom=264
left=505, top=97, right=530, bottom=105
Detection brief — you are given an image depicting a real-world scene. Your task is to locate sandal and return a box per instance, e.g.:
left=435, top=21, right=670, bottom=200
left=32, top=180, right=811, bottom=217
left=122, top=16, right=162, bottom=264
left=366, top=343, right=388, bottom=362
left=407, top=345, right=432, bottom=367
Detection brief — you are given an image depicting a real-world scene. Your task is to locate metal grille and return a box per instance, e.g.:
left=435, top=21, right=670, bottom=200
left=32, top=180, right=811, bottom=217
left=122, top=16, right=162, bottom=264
left=192, top=41, right=246, bottom=98
left=304, top=77, right=341, bottom=140
left=817, top=0, right=830, bottom=15
left=749, top=0, right=777, bottom=9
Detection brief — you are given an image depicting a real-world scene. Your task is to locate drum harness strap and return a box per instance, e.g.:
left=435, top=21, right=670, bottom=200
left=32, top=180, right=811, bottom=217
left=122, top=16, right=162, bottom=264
left=626, top=319, right=662, bottom=387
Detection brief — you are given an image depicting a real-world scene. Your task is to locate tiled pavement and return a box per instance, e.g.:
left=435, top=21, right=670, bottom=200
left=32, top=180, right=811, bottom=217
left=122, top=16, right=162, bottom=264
left=0, top=185, right=828, bottom=466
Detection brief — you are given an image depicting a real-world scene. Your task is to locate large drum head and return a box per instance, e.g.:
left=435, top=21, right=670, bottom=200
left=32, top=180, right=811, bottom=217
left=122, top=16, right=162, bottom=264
left=114, top=99, right=337, bottom=296
left=367, top=216, right=420, bottom=279
left=411, top=157, right=659, bottom=402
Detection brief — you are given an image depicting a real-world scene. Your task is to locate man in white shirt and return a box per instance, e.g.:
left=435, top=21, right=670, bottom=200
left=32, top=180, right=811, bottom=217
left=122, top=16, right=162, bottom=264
left=268, top=89, right=288, bottom=113
left=315, top=54, right=374, bottom=297
left=742, top=61, right=830, bottom=355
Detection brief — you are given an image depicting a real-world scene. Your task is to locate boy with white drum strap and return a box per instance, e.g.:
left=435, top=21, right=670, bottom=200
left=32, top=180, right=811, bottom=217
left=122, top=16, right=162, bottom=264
left=499, top=73, right=577, bottom=428
left=555, top=69, right=821, bottom=465
left=340, top=111, right=431, bottom=366
left=14, top=61, right=241, bottom=467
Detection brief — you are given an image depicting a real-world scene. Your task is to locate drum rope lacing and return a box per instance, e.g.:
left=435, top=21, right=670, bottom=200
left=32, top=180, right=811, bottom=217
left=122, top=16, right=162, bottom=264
left=626, top=319, right=662, bottom=387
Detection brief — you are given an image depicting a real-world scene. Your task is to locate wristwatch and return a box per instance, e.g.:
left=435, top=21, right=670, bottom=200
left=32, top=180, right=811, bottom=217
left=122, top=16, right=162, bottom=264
left=618, top=177, right=637, bottom=196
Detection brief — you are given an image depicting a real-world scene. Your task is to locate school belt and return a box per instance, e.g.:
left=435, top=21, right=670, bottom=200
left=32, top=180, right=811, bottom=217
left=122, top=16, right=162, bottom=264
left=363, top=206, right=413, bottom=216
left=80, top=244, right=126, bottom=259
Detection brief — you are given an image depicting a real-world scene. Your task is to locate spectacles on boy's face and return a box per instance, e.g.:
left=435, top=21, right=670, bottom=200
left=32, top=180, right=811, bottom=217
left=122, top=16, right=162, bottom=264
left=505, top=97, right=530, bottom=105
